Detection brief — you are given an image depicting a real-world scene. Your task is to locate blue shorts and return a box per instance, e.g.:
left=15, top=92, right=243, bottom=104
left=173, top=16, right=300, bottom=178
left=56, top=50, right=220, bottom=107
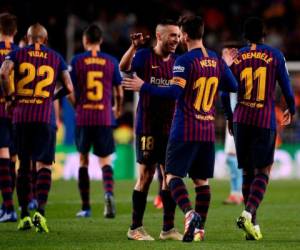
left=165, top=140, right=215, bottom=179
left=233, top=123, right=276, bottom=170
left=136, top=134, right=169, bottom=165
left=75, top=126, right=115, bottom=157
left=14, top=123, right=56, bottom=164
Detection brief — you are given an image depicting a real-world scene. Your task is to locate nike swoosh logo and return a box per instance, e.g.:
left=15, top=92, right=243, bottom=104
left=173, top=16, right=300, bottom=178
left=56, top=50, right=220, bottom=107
left=151, top=65, right=160, bottom=69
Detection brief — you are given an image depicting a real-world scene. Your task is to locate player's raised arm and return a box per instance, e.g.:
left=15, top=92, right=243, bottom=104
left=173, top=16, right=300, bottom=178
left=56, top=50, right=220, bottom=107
left=0, top=59, right=14, bottom=97
left=119, top=33, right=149, bottom=71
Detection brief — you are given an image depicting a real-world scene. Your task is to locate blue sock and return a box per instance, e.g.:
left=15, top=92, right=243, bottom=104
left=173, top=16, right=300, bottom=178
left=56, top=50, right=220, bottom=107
left=226, top=155, right=242, bottom=193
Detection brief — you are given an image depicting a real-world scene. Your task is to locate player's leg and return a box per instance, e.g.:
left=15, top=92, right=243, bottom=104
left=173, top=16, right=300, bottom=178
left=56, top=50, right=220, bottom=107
left=0, top=119, right=17, bottom=222
left=93, top=126, right=116, bottom=218
left=99, top=154, right=115, bottom=218
left=31, top=123, right=56, bottom=233
left=0, top=147, right=16, bottom=222
left=223, top=154, right=243, bottom=205
left=76, top=153, right=91, bottom=217
left=235, top=124, right=269, bottom=240
left=157, top=135, right=181, bottom=240
left=153, top=164, right=163, bottom=209
left=28, top=161, right=38, bottom=210
left=14, top=123, right=33, bottom=229
left=127, top=163, right=156, bottom=240
left=75, top=126, right=92, bottom=217
left=9, top=155, right=17, bottom=193
left=166, top=141, right=201, bottom=242
left=190, top=142, right=215, bottom=241
left=158, top=164, right=182, bottom=240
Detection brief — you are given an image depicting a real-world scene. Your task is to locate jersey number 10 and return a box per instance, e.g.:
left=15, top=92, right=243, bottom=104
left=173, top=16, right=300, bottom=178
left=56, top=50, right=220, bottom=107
left=193, top=76, right=218, bottom=112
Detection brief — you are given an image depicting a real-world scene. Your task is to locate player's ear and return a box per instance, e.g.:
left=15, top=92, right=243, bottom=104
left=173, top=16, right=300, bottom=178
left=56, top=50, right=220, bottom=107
left=156, top=31, right=161, bottom=41
left=44, top=37, right=48, bottom=45
left=99, top=38, right=103, bottom=45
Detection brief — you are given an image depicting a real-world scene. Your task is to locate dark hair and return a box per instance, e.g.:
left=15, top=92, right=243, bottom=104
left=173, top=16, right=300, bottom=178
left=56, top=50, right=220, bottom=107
left=222, top=41, right=243, bottom=49
left=178, top=15, right=204, bottom=40
left=156, top=19, right=178, bottom=27
left=83, top=24, right=102, bottom=44
left=243, top=17, right=265, bottom=43
left=0, top=13, right=17, bottom=36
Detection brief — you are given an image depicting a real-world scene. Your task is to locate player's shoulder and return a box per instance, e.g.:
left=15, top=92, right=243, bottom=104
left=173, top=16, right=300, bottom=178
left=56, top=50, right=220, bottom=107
left=206, top=49, right=219, bottom=59
left=98, top=51, right=119, bottom=65
left=134, top=47, right=151, bottom=59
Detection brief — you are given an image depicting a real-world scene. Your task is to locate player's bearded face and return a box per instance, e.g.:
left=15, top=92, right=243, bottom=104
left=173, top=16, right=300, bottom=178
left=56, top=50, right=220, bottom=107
left=161, top=26, right=180, bottom=53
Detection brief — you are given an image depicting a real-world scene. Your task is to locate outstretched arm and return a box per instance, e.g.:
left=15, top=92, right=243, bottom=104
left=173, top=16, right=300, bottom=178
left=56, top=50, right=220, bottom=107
left=122, top=74, right=183, bottom=100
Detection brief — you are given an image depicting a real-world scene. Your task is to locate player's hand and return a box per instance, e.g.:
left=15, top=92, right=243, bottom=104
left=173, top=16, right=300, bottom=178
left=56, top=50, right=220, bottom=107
left=130, top=33, right=150, bottom=49
left=281, top=109, right=292, bottom=126
left=122, top=74, right=144, bottom=92
left=112, top=105, right=122, bottom=119
left=227, top=118, right=234, bottom=135
left=223, top=48, right=238, bottom=67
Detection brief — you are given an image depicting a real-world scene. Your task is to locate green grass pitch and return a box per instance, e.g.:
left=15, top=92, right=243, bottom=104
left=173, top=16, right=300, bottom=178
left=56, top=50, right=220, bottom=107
left=0, top=180, right=299, bottom=249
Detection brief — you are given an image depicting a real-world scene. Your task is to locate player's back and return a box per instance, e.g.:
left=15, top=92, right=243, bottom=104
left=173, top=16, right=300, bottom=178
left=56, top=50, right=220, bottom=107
left=0, top=41, right=18, bottom=119
left=231, top=44, right=287, bottom=129
left=8, top=43, right=66, bottom=124
left=171, top=48, right=223, bottom=142
left=71, top=50, right=121, bottom=126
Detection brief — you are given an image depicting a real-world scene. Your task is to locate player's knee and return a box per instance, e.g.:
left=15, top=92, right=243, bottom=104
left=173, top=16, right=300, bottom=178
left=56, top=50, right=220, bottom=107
left=36, top=162, right=52, bottom=171
left=80, top=154, right=89, bottom=166
left=255, top=166, right=272, bottom=176
left=192, top=178, right=208, bottom=187
left=99, top=155, right=112, bottom=167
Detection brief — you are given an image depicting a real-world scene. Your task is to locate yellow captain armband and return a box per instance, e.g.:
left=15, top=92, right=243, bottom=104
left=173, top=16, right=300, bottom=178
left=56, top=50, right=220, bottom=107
left=170, top=77, right=186, bottom=88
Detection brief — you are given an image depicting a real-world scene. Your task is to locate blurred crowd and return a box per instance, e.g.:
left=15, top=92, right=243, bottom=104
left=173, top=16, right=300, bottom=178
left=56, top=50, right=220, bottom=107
left=1, top=0, right=300, bottom=143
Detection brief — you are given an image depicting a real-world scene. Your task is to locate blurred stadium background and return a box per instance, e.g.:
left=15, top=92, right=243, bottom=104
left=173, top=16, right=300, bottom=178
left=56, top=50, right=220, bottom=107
left=1, top=0, right=300, bottom=181
left=1, top=1, right=300, bottom=249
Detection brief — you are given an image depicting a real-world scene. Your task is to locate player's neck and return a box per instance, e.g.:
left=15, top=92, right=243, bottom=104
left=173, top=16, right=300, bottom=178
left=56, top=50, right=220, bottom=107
left=86, top=45, right=100, bottom=52
left=0, top=34, right=14, bottom=43
left=187, top=39, right=204, bottom=51
left=153, top=46, right=170, bottom=61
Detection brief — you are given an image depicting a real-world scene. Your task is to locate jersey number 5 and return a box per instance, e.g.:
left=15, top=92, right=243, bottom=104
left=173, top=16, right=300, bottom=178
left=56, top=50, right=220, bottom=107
left=193, top=76, right=218, bottom=112
left=17, top=62, right=54, bottom=98
left=87, top=71, right=103, bottom=101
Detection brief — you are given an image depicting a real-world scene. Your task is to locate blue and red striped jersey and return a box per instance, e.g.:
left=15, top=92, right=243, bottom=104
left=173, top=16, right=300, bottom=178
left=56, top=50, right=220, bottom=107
left=6, top=43, right=68, bottom=124
left=169, top=48, right=237, bottom=142
left=70, top=50, right=122, bottom=126
left=231, top=44, right=295, bottom=129
left=0, top=41, right=18, bottom=119
left=132, top=48, right=177, bottom=135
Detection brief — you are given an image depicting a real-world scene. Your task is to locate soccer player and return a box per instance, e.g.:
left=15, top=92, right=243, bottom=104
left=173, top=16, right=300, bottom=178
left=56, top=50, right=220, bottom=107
left=0, top=23, right=73, bottom=232
left=222, top=17, right=295, bottom=240
left=123, top=15, right=238, bottom=242
left=222, top=45, right=243, bottom=205
left=0, top=12, right=18, bottom=222
left=120, top=20, right=182, bottom=241
left=69, top=24, right=123, bottom=219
